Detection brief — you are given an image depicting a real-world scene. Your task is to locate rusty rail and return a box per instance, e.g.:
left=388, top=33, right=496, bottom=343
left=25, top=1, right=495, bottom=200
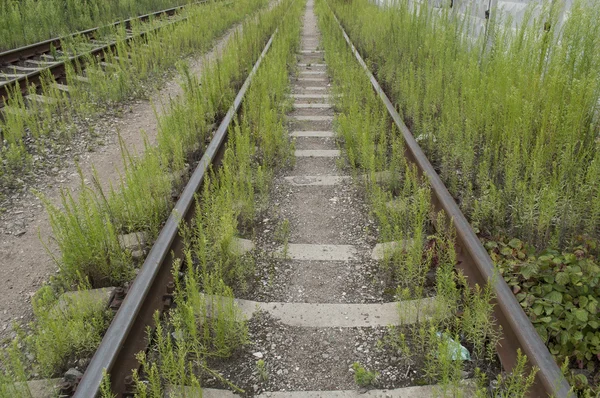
left=72, top=26, right=279, bottom=398
left=328, top=5, right=572, bottom=398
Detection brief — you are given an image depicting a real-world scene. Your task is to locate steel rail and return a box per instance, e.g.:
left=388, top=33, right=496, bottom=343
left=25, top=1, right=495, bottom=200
left=73, top=26, right=279, bottom=398
left=0, top=2, right=207, bottom=107
left=328, top=5, right=572, bottom=398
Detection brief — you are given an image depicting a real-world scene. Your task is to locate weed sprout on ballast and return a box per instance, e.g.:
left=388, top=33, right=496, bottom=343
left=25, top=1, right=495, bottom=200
left=330, top=0, right=600, bottom=250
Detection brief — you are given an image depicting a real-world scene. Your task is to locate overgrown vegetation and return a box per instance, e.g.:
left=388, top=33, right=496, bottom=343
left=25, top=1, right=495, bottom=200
left=325, top=0, right=600, bottom=394
left=0, top=0, right=268, bottom=192
left=329, top=0, right=600, bottom=251
left=0, top=0, right=299, bottom=393
left=0, top=0, right=194, bottom=51
left=130, top=2, right=302, bottom=394
left=314, top=0, right=538, bottom=395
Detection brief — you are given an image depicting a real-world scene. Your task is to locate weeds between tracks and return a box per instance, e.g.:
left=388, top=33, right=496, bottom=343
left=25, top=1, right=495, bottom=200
left=327, top=0, right=600, bottom=394
left=314, top=0, right=537, bottom=395
left=0, top=1, right=298, bottom=394
left=117, top=1, right=304, bottom=395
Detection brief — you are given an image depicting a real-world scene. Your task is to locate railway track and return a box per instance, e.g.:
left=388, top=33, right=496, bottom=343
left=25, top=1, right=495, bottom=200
left=0, top=2, right=205, bottom=109
left=324, top=6, right=573, bottom=398
left=19, top=0, right=572, bottom=396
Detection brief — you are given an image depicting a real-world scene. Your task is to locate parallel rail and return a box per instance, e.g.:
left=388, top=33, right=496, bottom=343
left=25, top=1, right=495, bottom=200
left=328, top=5, right=572, bottom=398
left=0, top=2, right=205, bottom=108
left=72, top=26, right=279, bottom=398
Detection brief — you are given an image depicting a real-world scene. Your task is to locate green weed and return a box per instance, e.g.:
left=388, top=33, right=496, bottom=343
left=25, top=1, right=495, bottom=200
left=328, top=0, right=600, bottom=250
left=0, top=0, right=300, bottom=389
left=352, top=361, right=379, bottom=387
left=257, top=359, right=269, bottom=382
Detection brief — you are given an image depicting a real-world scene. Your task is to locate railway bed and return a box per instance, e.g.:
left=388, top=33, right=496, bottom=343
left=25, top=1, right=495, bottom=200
left=3, top=0, right=573, bottom=397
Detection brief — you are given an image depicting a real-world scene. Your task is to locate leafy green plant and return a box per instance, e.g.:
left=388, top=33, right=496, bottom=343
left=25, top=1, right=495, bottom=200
left=488, top=238, right=600, bottom=368
left=319, top=0, right=600, bottom=393
left=352, top=362, right=378, bottom=387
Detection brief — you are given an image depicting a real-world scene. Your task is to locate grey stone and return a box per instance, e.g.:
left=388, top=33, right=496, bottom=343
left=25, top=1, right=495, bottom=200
left=284, top=175, right=350, bottom=186
left=290, top=130, right=334, bottom=138
left=360, top=170, right=394, bottom=185
left=64, top=368, right=83, bottom=381
left=291, top=94, right=330, bottom=99
left=118, top=231, right=148, bottom=252
left=293, top=103, right=331, bottom=109
left=295, top=150, right=340, bottom=157
left=297, top=63, right=327, bottom=67
left=53, top=287, right=115, bottom=314
left=233, top=297, right=440, bottom=327
left=167, top=383, right=474, bottom=397
left=290, top=115, right=333, bottom=121
left=131, top=249, right=145, bottom=261
left=300, top=86, right=328, bottom=91
left=371, top=241, right=412, bottom=261
left=276, top=244, right=358, bottom=261
left=228, top=237, right=255, bottom=255
left=7, top=378, right=62, bottom=398
left=299, top=71, right=327, bottom=75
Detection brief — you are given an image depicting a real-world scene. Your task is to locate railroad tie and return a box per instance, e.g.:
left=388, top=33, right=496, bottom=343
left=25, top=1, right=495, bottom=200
left=173, top=3, right=455, bottom=395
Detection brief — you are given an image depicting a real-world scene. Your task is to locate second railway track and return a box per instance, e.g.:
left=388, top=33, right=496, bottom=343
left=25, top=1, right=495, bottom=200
left=0, top=2, right=206, bottom=109
left=5, top=0, right=573, bottom=396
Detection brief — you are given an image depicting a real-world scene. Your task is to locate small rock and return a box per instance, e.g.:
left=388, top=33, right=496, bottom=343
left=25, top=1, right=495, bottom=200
left=253, top=352, right=264, bottom=359
left=77, top=358, right=90, bottom=369
left=131, top=249, right=145, bottom=261
left=118, top=232, right=147, bottom=252
left=64, top=368, right=83, bottom=381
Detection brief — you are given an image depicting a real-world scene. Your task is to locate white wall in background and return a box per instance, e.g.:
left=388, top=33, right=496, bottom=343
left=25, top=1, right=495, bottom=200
left=373, top=0, right=574, bottom=38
